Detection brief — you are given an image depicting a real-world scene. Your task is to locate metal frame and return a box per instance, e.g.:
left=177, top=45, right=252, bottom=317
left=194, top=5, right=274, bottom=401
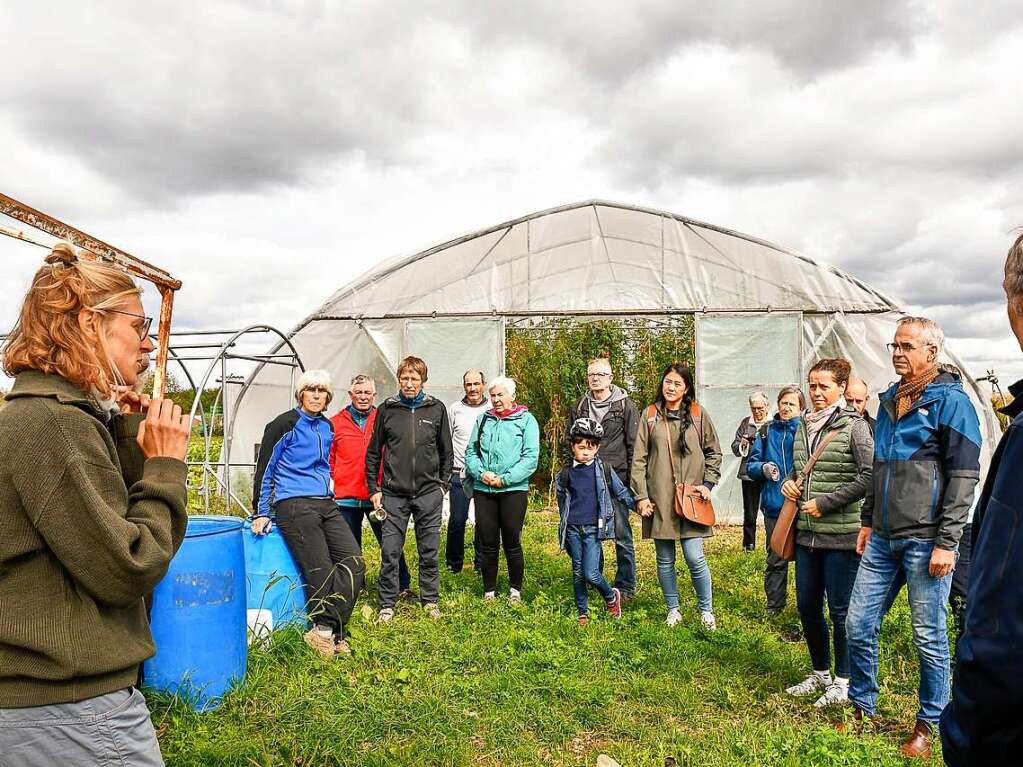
left=0, top=192, right=182, bottom=396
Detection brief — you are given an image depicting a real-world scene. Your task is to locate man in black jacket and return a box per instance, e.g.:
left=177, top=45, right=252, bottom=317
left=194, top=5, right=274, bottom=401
left=846, top=377, right=877, bottom=435
left=366, top=356, right=453, bottom=622
left=563, top=357, right=639, bottom=599
left=941, top=232, right=1023, bottom=765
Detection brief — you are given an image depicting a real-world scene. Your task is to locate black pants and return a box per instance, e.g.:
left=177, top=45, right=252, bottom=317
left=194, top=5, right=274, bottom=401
left=275, top=497, right=366, bottom=637
left=378, top=488, right=443, bottom=609
left=741, top=480, right=762, bottom=549
left=446, top=472, right=481, bottom=572
left=795, top=544, right=860, bottom=678
left=763, top=515, right=790, bottom=611
left=339, top=505, right=412, bottom=592
left=950, top=522, right=972, bottom=643
left=474, top=490, right=529, bottom=592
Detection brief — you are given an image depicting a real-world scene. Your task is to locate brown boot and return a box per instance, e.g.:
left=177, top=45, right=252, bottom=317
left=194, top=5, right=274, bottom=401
left=899, top=720, right=932, bottom=759
left=834, top=707, right=876, bottom=734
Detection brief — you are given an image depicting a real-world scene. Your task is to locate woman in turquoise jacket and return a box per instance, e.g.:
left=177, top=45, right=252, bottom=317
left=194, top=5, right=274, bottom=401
left=463, top=375, right=540, bottom=602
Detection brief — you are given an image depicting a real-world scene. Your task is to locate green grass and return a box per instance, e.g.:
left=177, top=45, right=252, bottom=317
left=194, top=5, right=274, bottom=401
left=150, top=515, right=934, bottom=766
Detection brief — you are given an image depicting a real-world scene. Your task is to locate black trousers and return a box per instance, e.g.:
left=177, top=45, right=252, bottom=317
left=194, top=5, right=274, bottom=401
left=763, top=515, right=790, bottom=611
left=741, top=480, right=762, bottom=549
left=950, top=522, right=973, bottom=643
left=474, top=490, right=529, bottom=592
left=275, top=497, right=366, bottom=637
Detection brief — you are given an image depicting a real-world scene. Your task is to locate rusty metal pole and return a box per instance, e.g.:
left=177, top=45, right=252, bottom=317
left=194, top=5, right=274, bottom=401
left=153, top=287, right=175, bottom=398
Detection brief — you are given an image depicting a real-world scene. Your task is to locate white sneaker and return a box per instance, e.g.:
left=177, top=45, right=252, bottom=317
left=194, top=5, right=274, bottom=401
left=665, top=608, right=683, bottom=627
left=786, top=671, right=832, bottom=697
left=813, top=678, right=849, bottom=708
left=376, top=607, right=395, bottom=624
left=700, top=611, right=717, bottom=631
left=509, top=588, right=522, bottom=604
left=483, top=591, right=496, bottom=602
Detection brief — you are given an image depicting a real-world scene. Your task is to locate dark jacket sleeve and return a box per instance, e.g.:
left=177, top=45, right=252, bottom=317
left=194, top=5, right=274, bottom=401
left=701, top=410, right=723, bottom=488
left=365, top=404, right=386, bottom=496
left=252, top=412, right=292, bottom=514
left=815, top=419, right=874, bottom=513
left=562, top=400, right=579, bottom=468
left=16, top=408, right=188, bottom=608
left=941, top=423, right=1023, bottom=765
left=437, top=404, right=454, bottom=490
left=730, top=418, right=748, bottom=457
left=623, top=398, right=640, bottom=477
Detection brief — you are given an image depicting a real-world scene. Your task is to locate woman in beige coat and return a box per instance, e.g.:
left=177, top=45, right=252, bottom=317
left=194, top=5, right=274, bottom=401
left=632, top=363, right=723, bottom=629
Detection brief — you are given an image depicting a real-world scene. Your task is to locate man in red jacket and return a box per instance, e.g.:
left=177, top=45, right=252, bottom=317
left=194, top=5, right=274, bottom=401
left=330, top=374, right=412, bottom=597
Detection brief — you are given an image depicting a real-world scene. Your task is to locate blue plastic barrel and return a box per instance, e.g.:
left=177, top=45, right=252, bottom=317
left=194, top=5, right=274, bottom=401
left=242, top=524, right=308, bottom=641
left=144, top=515, right=247, bottom=711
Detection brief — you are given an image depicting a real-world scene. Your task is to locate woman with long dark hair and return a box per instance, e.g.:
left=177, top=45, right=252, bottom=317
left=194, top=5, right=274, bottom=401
left=631, top=363, right=723, bottom=629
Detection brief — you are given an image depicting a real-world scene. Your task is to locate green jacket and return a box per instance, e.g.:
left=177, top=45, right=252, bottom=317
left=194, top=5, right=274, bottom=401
left=0, top=371, right=188, bottom=707
left=791, top=406, right=873, bottom=536
left=463, top=407, right=540, bottom=493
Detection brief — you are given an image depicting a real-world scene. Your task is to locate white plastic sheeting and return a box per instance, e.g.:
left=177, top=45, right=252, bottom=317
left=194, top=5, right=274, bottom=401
left=228, top=201, right=998, bottom=520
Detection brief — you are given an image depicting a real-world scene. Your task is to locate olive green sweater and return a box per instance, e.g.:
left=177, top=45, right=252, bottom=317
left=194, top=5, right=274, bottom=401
left=0, top=371, right=187, bottom=707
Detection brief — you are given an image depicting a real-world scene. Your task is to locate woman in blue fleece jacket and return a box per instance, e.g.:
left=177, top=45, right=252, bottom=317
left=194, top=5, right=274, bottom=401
left=746, top=385, right=804, bottom=613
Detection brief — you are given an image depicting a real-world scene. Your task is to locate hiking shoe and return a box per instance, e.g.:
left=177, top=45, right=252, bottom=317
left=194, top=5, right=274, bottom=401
left=665, top=608, right=683, bottom=627
left=700, top=611, right=717, bottom=631
left=787, top=671, right=832, bottom=697
left=605, top=588, right=622, bottom=619
left=814, top=679, right=849, bottom=708
left=578, top=615, right=590, bottom=626
left=779, top=627, right=803, bottom=644
left=424, top=602, right=442, bottom=619
left=303, top=628, right=336, bottom=659
left=509, top=588, right=523, bottom=605
left=334, top=638, right=352, bottom=656
left=399, top=588, right=418, bottom=602
left=376, top=607, right=395, bottom=624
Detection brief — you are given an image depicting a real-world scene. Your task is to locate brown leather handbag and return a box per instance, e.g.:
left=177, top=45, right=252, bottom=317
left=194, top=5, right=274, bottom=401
left=770, top=429, right=840, bottom=561
left=663, top=407, right=716, bottom=526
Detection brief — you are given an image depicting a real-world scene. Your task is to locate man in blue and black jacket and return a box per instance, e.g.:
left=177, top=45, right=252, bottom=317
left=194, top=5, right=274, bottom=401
left=941, top=233, right=1023, bottom=766
left=845, top=317, right=982, bottom=759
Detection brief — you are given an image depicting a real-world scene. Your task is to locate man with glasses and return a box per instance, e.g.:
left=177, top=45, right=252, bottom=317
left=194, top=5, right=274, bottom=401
left=844, top=317, right=982, bottom=758
left=563, top=356, right=640, bottom=601
left=366, top=356, right=453, bottom=622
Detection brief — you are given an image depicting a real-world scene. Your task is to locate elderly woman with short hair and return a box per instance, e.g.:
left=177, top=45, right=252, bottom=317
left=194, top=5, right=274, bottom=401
left=252, top=370, right=366, bottom=658
left=732, top=391, right=772, bottom=550
left=463, top=375, right=540, bottom=603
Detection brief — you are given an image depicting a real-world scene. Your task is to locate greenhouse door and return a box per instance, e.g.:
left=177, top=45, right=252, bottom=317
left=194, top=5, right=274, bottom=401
left=403, top=318, right=505, bottom=408
left=695, top=313, right=802, bottom=523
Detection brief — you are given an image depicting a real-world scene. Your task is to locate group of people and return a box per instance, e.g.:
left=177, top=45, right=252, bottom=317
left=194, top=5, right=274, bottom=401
left=1, top=236, right=1021, bottom=765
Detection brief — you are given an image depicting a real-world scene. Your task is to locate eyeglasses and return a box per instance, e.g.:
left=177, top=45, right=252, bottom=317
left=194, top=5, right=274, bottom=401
left=887, top=342, right=931, bottom=354
left=587, top=372, right=611, bottom=379
left=107, top=309, right=153, bottom=340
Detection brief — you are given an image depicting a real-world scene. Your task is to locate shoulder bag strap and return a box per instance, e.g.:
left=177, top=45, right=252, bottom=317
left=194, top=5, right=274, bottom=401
left=662, top=409, right=680, bottom=488
left=798, top=428, right=841, bottom=484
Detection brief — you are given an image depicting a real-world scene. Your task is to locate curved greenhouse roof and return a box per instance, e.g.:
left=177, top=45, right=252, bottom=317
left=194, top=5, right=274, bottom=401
left=313, top=200, right=900, bottom=321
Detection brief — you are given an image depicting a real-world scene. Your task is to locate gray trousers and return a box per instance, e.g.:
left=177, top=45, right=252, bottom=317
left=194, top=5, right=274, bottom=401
left=378, top=488, right=443, bottom=608
left=763, top=515, right=790, bottom=611
left=0, top=687, right=164, bottom=767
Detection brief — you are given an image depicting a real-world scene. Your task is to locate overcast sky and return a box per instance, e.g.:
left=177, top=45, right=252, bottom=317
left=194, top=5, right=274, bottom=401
left=1, top=1, right=1020, bottom=395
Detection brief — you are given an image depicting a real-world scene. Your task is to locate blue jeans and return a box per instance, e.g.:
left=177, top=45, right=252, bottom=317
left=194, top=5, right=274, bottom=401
left=611, top=499, right=636, bottom=596
left=565, top=525, right=614, bottom=615
left=847, top=533, right=953, bottom=724
left=339, top=504, right=411, bottom=592
left=654, top=537, right=713, bottom=613
left=795, top=544, right=860, bottom=678
left=446, top=472, right=481, bottom=572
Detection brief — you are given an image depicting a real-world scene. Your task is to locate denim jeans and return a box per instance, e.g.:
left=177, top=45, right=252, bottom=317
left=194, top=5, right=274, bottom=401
left=0, top=687, right=164, bottom=767
left=847, top=533, right=953, bottom=724
left=654, top=537, right=713, bottom=613
left=445, top=471, right=481, bottom=572
left=339, top=504, right=412, bottom=592
left=565, top=525, right=615, bottom=615
left=611, top=498, right=636, bottom=597
left=795, top=544, right=859, bottom=678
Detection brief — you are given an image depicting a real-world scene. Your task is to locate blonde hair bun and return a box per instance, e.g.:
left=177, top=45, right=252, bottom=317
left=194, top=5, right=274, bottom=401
left=44, top=242, right=79, bottom=266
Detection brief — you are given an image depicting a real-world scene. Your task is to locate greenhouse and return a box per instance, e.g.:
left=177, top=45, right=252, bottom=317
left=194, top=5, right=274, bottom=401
left=227, top=200, right=999, bottom=518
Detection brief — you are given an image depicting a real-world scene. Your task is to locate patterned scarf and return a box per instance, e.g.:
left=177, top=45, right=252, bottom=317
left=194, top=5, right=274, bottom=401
left=896, top=366, right=939, bottom=420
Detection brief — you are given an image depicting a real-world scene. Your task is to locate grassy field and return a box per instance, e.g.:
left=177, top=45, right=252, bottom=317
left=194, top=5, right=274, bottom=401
left=150, top=514, right=935, bottom=766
